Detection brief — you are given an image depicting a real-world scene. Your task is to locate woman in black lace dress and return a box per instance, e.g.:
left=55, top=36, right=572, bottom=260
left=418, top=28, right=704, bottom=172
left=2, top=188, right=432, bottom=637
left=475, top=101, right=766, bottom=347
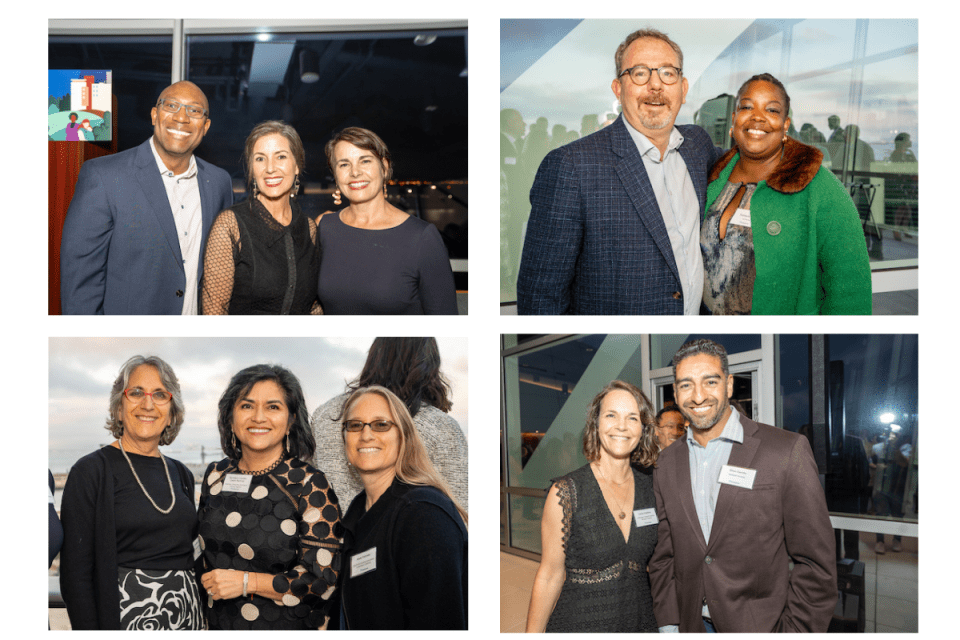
left=525, top=380, right=660, bottom=632
left=198, top=365, right=341, bottom=629
left=201, top=121, right=321, bottom=314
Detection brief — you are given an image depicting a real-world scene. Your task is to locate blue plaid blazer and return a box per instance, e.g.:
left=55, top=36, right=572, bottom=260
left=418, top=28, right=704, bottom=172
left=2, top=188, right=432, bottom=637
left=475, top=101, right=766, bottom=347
left=516, top=116, right=720, bottom=315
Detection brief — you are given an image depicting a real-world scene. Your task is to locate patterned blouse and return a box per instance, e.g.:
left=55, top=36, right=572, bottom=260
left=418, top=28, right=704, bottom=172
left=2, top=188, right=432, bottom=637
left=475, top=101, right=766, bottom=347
left=197, top=455, right=342, bottom=629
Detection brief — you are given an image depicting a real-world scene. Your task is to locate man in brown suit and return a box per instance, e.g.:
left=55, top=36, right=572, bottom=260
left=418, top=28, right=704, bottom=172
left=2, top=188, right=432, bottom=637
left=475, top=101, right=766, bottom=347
left=649, top=339, right=836, bottom=632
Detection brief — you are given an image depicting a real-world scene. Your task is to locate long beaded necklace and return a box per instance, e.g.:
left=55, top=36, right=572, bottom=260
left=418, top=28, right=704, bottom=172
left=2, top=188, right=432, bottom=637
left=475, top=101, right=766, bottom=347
left=594, top=462, right=631, bottom=520
left=119, top=439, right=176, bottom=514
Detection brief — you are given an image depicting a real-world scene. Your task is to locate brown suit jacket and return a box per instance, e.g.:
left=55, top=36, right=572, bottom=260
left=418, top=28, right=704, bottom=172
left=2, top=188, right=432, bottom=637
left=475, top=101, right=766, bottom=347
left=649, top=415, right=836, bottom=632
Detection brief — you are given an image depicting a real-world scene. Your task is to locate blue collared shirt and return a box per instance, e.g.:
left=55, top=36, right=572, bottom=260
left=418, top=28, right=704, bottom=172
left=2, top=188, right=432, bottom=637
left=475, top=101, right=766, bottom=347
left=661, top=407, right=744, bottom=632
left=623, top=120, right=703, bottom=315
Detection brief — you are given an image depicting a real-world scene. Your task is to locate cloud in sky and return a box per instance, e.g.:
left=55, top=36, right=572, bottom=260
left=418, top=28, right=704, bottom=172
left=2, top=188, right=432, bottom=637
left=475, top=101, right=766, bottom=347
left=49, top=337, right=467, bottom=473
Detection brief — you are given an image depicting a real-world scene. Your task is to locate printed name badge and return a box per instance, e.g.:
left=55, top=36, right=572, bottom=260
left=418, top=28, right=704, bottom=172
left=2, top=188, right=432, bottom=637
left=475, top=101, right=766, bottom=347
left=729, top=208, right=751, bottom=228
left=718, top=464, right=757, bottom=490
left=351, top=547, right=377, bottom=578
left=193, top=537, right=202, bottom=561
left=222, top=473, right=253, bottom=494
left=633, top=508, right=658, bottom=527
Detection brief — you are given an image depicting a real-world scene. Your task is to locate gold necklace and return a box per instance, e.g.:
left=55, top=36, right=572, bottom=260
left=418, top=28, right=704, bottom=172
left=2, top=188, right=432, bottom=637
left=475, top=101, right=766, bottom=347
left=118, top=440, right=176, bottom=514
left=594, top=463, right=630, bottom=520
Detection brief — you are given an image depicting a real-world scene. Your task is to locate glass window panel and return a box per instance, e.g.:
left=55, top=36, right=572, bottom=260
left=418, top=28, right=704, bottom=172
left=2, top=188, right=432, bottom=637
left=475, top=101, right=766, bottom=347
left=504, top=335, right=645, bottom=488
left=824, top=335, right=917, bottom=521
left=864, top=19, right=918, bottom=57
left=508, top=493, right=545, bottom=554
left=788, top=20, right=858, bottom=76
left=650, top=334, right=761, bottom=370
left=776, top=334, right=810, bottom=433
left=185, top=29, right=467, bottom=256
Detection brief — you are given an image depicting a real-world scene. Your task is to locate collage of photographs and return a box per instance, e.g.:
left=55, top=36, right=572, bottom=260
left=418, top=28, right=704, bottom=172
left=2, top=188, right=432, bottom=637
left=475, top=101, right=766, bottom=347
left=42, top=15, right=922, bottom=634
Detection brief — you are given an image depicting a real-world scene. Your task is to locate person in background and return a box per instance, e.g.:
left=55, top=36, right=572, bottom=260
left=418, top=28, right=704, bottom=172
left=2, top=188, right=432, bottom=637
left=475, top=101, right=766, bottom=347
left=654, top=405, right=686, bottom=450
left=201, top=121, right=321, bottom=314
left=526, top=381, right=660, bottom=632
left=317, top=127, right=458, bottom=314
left=60, top=356, right=202, bottom=629
left=198, top=364, right=341, bottom=630
left=338, top=386, right=467, bottom=629
left=311, top=337, right=467, bottom=510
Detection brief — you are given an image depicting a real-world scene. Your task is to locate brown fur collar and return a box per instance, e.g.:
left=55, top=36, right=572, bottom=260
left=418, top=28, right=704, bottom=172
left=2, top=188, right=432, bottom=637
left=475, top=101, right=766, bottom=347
left=708, top=136, right=823, bottom=194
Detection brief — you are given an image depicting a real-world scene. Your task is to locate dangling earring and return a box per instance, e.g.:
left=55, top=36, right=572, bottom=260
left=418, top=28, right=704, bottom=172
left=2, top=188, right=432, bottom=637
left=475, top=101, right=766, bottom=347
left=252, top=182, right=259, bottom=198
left=231, top=431, right=239, bottom=457
left=291, top=175, right=300, bottom=199
left=333, top=189, right=342, bottom=206
left=284, top=431, right=290, bottom=452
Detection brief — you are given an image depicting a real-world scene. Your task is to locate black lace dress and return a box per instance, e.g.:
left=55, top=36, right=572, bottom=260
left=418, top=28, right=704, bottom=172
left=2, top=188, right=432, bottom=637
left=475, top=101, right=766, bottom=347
left=545, top=464, right=658, bottom=632
left=201, top=198, right=321, bottom=315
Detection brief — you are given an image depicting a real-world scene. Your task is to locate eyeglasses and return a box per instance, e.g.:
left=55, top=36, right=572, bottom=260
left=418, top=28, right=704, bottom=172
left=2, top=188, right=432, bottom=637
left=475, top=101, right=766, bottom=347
left=342, top=420, right=397, bottom=433
left=618, top=65, right=682, bottom=86
left=156, top=98, right=208, bottom=120
left=124, top=388, right=173, bottom=405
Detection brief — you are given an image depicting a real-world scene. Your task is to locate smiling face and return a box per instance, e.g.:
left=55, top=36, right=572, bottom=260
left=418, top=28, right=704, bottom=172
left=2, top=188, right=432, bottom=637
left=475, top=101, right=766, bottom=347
left=333, top=140, right=388, bottom=204
left=232, top=380, right=290, bottom=461
left=596, top=388, right=643, bottom=461
left=656, top=410, right=686, bottom=449
left=611, top=37, right=688, bottom=137
left=252, top=133, right=299, bottom=200
left=674, top=354, right=734, bottom=442
left=344, top=392, right=401, bottom=479
left=151, top=81, right=211, bottom=169
left=121, top=365, right=171, bottom=448
left=732, top=80, right=791, bottom=162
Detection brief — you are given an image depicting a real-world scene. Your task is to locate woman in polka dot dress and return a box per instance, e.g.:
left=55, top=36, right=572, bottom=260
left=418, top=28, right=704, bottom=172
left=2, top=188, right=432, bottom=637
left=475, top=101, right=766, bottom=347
left=198, top=364, right=343, bottom=630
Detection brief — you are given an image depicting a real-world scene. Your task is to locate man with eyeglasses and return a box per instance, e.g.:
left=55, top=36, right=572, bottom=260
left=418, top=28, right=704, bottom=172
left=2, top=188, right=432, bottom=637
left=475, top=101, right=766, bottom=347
left=61, top=81, right=233, bottom=314
left=517, top=28, right=721, bottom=315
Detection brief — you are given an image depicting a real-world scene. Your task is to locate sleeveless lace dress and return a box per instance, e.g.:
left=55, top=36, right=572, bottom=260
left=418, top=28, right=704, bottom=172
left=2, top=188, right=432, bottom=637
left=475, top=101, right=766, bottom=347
left=545, top=463, right=658, bottom=632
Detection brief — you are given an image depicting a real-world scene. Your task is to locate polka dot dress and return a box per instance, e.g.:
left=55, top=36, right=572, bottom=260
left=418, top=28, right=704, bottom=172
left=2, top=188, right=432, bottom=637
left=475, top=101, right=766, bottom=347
left=198, top=456, right=342, bottom=629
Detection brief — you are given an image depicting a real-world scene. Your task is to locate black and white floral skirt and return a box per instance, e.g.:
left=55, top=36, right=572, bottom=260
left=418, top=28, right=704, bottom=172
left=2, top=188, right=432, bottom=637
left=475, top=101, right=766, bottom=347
left=117, top=567, right=205, bottom=630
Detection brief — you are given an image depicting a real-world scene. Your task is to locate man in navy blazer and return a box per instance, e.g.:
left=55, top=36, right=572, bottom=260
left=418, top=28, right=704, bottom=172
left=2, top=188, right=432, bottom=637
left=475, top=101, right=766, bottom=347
left=649, top=339, right=836, bottom=632
left=517, top=28, right=720, bottom=315
left=61, top=81, right=233, bottom=315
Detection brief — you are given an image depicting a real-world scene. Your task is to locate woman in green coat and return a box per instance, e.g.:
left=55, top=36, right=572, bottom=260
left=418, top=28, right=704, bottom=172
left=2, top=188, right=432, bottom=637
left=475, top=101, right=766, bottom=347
left=701, top=73, right=872, bottom=315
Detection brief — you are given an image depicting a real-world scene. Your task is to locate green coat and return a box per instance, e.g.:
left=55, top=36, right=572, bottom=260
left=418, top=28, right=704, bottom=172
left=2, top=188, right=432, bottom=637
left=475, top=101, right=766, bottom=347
left=706, top=138, right=872, bottom=314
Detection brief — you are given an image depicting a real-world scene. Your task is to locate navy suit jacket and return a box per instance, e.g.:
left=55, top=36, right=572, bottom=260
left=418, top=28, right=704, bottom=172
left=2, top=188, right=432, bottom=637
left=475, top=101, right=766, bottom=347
left=649, top=415, right=837, bottom=632
left=60, top=138, right=233, bottom=315
left=516, top=115, right=720, bottom=315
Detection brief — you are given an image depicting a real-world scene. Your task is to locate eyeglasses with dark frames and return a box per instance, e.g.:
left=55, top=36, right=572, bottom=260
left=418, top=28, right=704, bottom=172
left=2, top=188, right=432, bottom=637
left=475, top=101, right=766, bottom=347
left=124, top=388, right=173, bottom=405
left=617, top=65, right=682, bottom=86
left=342, top=419, right=397, bottom=433
left=156, top=98, right=208, bottom=120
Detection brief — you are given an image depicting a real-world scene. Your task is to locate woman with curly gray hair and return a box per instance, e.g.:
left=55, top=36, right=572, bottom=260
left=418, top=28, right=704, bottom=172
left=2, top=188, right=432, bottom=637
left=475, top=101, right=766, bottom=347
left=60, top=355, right=203, bottom=630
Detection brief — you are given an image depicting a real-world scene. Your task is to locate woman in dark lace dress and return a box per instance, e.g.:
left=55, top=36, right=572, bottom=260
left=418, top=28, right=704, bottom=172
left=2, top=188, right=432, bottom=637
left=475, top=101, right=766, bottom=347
left=202, top=121, right=321, bottom=314
left=526, top=380, right=660, bottom=632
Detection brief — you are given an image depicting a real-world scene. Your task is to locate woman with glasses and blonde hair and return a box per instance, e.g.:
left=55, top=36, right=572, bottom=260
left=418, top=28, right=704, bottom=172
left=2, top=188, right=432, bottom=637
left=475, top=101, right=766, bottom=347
left=525, top=380, right=660, bottom=632
left=202, top=121, right=322, bottom=314
left=317, top=127, right=457, bottom=314
left=338, top=385, right=467, bottom=629
left=60, top=356, right=203, bottom=630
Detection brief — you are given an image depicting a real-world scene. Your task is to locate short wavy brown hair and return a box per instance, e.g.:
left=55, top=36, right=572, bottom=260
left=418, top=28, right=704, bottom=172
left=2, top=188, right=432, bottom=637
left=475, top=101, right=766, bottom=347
left=324, top=126, right=393, bottom=181
left=582, top=380, right=659, bottom=468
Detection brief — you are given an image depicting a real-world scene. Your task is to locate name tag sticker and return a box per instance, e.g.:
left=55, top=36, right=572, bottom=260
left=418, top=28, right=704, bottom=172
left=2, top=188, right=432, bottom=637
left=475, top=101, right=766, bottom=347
left=193, top=537, right=202, bottom=561
left=504, top=156, right=517, bottom=165
left=730, top=208, right=751, bottom=228
left=222, top=473, right=253, bottom=494
left=633, top=508, right=658, bottom=527
left=351, top=547, right=377, bottom=578
left=719, top=464, right=757, bottom=490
